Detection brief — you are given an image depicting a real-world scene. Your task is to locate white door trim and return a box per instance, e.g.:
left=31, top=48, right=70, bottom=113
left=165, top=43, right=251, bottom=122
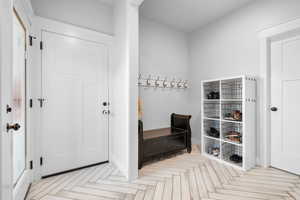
left=32, top=16, right=113, bottom=181
left=259, top=17, right=300, bottom=168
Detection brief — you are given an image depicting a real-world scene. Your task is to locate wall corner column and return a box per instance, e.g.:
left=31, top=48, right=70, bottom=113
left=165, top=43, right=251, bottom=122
left=127, top=0, right=144, bottom=181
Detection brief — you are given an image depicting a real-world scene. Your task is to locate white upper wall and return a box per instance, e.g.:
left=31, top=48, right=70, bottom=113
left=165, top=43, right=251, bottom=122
left=188, top=0, right=300, bottom=163
left=139, top=17, right=190, bottom=130
left=140, top=0, right=254, bottom=32
left=30, top=0, right=114, bottom=35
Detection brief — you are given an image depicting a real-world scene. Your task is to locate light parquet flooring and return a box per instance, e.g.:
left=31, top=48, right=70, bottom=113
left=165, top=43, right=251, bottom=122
left=27, top=146, right=300, bottom=200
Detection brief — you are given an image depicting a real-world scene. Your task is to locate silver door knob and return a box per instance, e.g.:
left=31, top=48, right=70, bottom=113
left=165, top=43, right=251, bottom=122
left=7, top=123, right=21, bottom=132
left=270, top=107, right=278, bottom=112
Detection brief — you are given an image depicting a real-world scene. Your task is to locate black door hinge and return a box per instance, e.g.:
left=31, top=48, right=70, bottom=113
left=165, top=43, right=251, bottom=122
left=38, top=98, right=45, bottom=108
left=40, top=157, right=43, bottom=166
left=40, top=41, right=43, bottom=50
left=29, top=99, right=33, bottom=108
left=29, top=35, right=37, bottom=46
left=30, top=160, right=33, bottom=170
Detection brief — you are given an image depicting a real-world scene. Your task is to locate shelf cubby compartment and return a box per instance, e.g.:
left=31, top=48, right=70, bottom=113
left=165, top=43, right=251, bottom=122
left=204, top=137, right=221, bottom=159
left=222, top=142, right=243, bottom=167
left=222, top=122, right=243, bottom=145
left=204, top=119, right=220, bottom=139
left=203, top=81, right=220, bottom=100
left=221, top=78, right=243, bottom=100
left=221, top=102, right=242, bottom=122
left=204, top=102, right=220, bottom=119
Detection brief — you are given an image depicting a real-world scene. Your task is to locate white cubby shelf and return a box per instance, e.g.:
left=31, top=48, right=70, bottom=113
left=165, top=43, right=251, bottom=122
left=201, top=76, right=256, bottom=170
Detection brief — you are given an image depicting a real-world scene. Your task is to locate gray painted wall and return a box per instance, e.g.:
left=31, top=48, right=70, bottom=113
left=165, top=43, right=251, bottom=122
left=139, top=17, right=190, bottom=130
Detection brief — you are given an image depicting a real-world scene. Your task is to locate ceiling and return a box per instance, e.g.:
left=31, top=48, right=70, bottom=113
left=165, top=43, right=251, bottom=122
left=140, top=0, right=255, bottom=32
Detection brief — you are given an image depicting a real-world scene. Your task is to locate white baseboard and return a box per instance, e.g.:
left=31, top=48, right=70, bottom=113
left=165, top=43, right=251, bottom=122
left=256, top=157, right=261, bottom=167
left=110, top=154, right=128, bottom=179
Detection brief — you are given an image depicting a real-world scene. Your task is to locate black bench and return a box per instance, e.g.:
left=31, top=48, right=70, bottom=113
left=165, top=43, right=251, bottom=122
left=138, top=113, right=192, bottom=169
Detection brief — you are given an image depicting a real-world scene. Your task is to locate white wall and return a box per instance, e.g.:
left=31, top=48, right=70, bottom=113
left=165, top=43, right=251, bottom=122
left=30, top=0, right=114, bottom=35
left=139, top=17, right=190, bottom=130
left=127, top=0, right=140, bottom=180
left=111, top=0, right=140, bottom=180
left=110, top=0, right=129, bottom=178
left=188, top=0, right=300, bottom=164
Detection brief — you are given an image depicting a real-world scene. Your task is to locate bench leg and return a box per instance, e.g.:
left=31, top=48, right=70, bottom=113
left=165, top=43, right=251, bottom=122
left=187, top=146, right=192, bottom=153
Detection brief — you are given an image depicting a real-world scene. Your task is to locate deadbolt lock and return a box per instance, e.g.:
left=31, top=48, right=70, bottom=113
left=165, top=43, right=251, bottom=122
left=6, top=105, right=12, bottom=113
left=102, top=102, right=110, bottom=106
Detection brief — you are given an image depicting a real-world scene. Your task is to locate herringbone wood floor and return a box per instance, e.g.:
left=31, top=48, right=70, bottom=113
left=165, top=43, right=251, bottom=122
left=27, top=146, right=300, bottom=200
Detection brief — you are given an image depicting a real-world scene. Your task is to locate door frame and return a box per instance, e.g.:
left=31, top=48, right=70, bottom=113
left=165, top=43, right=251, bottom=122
left=32, top=16, right=113, bottom=181
left=259, top=17, right=300, bottom=168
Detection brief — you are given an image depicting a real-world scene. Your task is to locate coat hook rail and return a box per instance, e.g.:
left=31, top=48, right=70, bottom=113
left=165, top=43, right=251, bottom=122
left=138, top=74, right=189, bottom=89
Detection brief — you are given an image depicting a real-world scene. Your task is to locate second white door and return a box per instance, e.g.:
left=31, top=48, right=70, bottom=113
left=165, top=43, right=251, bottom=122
left=41, top=31, right=109, bottom=176
left=271, top=34, right=300, bottom=175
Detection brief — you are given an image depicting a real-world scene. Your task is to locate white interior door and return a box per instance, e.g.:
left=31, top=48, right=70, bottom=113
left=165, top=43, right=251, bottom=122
left=271, top=34, right=300, bottom=175
left=1, top=4, right=31, bottom=200
left=0, top=1, right=14, bottom=199
left=41, top=31, right=109, bottom=176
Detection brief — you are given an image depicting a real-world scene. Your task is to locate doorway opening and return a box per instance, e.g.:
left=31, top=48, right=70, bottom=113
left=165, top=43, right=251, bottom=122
left=34, top=19, right=111, bottom=178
